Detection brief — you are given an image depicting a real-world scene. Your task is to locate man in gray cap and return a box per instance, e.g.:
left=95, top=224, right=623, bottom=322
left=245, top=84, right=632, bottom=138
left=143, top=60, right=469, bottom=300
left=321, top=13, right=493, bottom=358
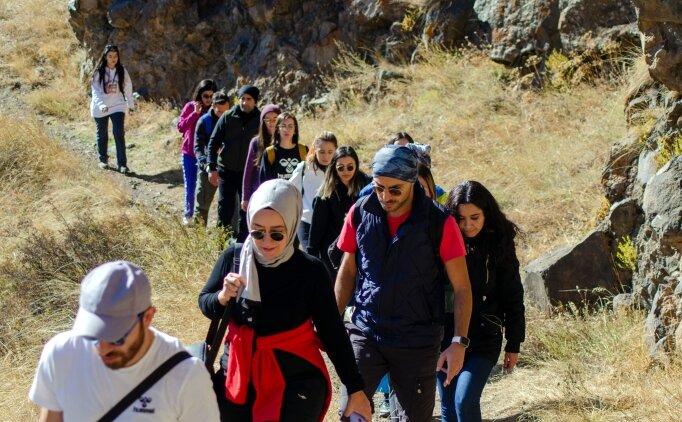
left=29, top=261, right=219, bottom=421
left=334, top=145, right=472, bottom=420
left=207, top=84, right=261, bottom=239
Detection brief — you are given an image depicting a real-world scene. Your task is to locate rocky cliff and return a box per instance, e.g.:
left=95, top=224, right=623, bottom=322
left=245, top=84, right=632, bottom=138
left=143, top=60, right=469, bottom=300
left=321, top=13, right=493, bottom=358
left=526, top=0, right=682, bottom=360
left=68, top=0, right=638, bottom=105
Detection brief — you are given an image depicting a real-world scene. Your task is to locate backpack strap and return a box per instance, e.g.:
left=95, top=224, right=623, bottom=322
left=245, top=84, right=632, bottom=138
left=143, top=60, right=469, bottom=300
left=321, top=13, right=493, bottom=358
left=97, top=351, right=191, bottom=422
left=266, top=145, right=275, bottom=165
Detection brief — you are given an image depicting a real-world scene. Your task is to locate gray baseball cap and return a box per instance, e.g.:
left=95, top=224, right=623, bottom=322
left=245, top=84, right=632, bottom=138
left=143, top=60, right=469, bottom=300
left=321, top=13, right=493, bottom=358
left=72, top=261, right=151, bottom=342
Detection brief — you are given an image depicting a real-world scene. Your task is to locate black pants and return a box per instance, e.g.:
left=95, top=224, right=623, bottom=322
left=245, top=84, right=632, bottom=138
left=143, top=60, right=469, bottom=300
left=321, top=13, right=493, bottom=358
left=340, top=324, right=440, bottom=422
left=217, top=169, right=247, bottom=238
left=214, top=350, right=327, bottom=422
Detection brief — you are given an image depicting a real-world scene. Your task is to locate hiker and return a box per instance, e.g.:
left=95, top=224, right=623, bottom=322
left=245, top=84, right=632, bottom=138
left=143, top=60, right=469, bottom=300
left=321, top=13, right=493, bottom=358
left=289, top=131, right=337, bottom=250
left=439, top=181, right=526, bottom=422
left=198, top=179, right=372, bottom=422
left=418, top=163, right=448, bottom=204
left=194, top=91, right=230, bottom=227
left=178, top=79, right=217, bottom=225
left=207, top=85, right=261, bottom=238
left=307, top=145, right=369, bottom=276
left=389, top=131, right=414, bottom=146
left=258, top=112, right=308, bottom=182
left=90, top=44, right=135, bottom=174
left=29, top=261, right=219, bottom=421
left=335, top=145, right=472, bottom=421
left=241, top=104, right=281, bottom=213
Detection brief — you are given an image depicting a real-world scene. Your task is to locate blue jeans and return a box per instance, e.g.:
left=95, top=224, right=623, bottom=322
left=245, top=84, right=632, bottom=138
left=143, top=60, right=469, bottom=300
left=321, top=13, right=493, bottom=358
left=95, top=112, right=126, bottom=168
left=436, top=356, right=495, bottom=422
left=182, top=153, right=198, bottom=217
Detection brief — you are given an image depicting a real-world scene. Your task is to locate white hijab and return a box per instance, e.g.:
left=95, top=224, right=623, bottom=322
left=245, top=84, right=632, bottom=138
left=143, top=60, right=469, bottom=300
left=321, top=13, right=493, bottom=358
left=238, top=179, right=302, bottom=303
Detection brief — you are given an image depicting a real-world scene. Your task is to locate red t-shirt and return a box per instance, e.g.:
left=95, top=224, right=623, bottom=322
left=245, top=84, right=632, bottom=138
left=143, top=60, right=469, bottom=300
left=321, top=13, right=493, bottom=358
left=337, top=204, right=466, bottom=263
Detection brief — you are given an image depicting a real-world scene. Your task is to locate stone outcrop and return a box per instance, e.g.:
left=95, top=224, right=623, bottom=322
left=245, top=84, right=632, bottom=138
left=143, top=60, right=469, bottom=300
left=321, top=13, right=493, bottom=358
left=68, top=0, right=642, bottom=104
left=523, top=230, right=622, bottom=311
left=633, top=0, right=682, bottom=93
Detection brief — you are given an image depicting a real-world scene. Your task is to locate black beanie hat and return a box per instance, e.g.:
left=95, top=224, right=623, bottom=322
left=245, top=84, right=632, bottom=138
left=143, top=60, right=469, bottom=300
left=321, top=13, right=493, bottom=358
left=238, top=85, right=260, bottom=102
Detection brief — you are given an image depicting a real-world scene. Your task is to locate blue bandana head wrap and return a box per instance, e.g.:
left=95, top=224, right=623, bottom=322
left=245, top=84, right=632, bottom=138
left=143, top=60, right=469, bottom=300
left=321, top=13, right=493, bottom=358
left=372, top=145, right=418, bottom=183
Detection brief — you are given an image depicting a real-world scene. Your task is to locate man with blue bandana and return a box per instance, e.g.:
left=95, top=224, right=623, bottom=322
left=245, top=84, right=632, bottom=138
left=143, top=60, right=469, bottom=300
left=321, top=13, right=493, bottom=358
left=335, top=145, right=472, bottom=421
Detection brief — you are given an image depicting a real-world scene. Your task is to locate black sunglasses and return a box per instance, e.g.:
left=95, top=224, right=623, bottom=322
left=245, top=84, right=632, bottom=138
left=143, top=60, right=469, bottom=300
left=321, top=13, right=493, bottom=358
left=336, top=165, right=355, bottom=172
left=105, top=44, right=119, bottom=51
left=85, top=313, right=143, bottom=346
left=250, top=230, right=286, bottom=242
left=373, top=184, right=403, bottom=196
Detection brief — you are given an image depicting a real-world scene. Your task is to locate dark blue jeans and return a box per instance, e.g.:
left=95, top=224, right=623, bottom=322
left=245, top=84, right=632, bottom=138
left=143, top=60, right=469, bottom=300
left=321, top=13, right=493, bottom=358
left=436, top=356, right=496, bottom=422
left=95, top=112, right=126, bottom=168
left=182, top=153, right=198, bottom=217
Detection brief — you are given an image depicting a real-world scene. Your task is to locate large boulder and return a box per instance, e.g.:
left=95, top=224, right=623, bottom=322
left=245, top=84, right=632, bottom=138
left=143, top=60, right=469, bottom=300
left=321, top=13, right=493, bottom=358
left=633, top=0, right=682, bottom=93
left=642, top=155, right=682, bottom=250
left=524, top=230, right=621, bottom=311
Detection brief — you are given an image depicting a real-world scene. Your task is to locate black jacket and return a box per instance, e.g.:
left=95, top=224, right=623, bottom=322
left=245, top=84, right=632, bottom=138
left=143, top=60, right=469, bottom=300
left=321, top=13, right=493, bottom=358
left=207, top=105, right=260, bottom=172
left=443, top=231, right=526, bottom=361
left=306, top=181, right=358, bottom=274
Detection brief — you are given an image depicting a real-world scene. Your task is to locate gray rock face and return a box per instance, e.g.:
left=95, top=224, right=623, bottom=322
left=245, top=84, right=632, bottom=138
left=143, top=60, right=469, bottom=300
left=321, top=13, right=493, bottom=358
left=524, top=230, right=621, bottom=311
left=642, top=156, right=682, bottom=250
left=68, top=0, right=644, bottom=102
left=633, top=0, right=682, bottom=93
left=471, top=0, right=637, bottom=66
left=68, top=0, right=409, bottom=103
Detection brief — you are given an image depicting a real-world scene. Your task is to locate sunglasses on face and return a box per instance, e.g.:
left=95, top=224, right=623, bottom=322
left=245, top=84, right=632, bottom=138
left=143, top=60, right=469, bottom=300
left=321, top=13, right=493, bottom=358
left=85, top=313, right=143, bottom=346
left=373, top=184, right=403, bottom=196
left=250, top=230, right=286, bottom=242
left=263, top=118, right=277, bottom=124
left=201, top=93, right=213, bottom=100
left=336, top=165, right=355, bottom=172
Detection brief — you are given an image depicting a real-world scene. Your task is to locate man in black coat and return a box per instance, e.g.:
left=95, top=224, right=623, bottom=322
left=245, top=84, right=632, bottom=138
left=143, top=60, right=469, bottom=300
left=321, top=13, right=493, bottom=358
left=207, top=85, right=261, bottom=238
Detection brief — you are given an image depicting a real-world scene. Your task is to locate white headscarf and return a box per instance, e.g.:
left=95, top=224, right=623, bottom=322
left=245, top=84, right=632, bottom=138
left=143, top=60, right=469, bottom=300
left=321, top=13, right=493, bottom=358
left=238, top=179, right=302, bottom=303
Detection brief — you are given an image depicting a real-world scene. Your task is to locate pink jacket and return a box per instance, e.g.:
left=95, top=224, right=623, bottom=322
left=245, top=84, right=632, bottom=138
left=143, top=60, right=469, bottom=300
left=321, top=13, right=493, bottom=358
left=178, top=101, right=206, bottom=156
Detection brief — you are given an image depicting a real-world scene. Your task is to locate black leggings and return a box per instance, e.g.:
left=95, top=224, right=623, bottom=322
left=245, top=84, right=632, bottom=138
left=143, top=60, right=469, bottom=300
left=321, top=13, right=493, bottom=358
left=214, top=350, right=327, bottom=422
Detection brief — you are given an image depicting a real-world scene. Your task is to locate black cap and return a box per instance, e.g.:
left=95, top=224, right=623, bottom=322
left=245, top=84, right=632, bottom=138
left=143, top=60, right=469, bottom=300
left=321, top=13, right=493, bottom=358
left=212, top=91, right=228, bottom=104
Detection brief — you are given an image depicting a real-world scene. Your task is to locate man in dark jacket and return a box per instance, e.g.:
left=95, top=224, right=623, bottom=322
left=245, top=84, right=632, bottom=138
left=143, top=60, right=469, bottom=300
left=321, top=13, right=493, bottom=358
left=193, top=91, right=230, bottom=227
left=207, top=85, right=261, bottom=238
left=334, top=145, right=472, bottom=421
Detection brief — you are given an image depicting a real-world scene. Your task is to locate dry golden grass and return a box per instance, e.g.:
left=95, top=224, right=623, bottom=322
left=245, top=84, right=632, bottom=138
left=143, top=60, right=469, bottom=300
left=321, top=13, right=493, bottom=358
left=302, top=48, right=626, bottom=264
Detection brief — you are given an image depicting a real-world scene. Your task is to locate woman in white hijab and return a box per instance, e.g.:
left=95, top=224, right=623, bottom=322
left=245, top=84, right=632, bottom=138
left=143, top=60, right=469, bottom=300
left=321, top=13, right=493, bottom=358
left=199, top=179, right=371, bottom=422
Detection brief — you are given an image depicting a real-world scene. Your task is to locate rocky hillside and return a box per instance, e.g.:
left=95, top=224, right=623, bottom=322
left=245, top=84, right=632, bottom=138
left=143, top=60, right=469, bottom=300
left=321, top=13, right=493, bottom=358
left=68, top=0, right=638, bottom=105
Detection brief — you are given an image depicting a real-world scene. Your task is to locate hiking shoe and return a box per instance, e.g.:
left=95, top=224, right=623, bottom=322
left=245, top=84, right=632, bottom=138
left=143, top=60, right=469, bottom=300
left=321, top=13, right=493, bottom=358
left=378, top=396, right=391, bottom=418
left=119, top=166, right=129, bottom=175
left=98, top=161, right=108, bottom=170
left=182, top=217, right=191, bottom=226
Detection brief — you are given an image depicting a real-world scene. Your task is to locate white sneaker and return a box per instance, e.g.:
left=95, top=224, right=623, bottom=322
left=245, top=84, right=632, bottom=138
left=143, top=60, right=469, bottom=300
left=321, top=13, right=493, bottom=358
left=182, top=217, right=191, bottom=226
left=98, top=162, right=107, bottom=170
left=119, top=166, right=129, bottom=174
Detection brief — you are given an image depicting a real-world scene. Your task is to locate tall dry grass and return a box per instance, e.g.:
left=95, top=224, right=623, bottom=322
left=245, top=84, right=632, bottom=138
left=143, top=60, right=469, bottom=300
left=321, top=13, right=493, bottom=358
left=0, top=115, right=226, bottom=420
left=301, top=47, right=627, bottom=263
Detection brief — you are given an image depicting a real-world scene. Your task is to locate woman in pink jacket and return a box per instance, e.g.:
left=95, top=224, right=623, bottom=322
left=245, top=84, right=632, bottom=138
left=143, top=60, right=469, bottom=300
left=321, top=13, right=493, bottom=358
left=178, top=79, right=217, bottom=225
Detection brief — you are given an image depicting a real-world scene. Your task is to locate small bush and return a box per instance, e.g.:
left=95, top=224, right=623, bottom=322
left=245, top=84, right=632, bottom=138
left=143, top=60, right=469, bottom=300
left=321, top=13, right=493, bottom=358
left=656, top=134, right=682, bottom=167
left=615, top=235, right=637, bottom=271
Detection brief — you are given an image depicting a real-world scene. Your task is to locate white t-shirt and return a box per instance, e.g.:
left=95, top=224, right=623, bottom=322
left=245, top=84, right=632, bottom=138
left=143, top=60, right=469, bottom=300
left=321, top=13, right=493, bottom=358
left=29, top=327, right=219, bottom=421
left=289, top=161, right=326, bottom=223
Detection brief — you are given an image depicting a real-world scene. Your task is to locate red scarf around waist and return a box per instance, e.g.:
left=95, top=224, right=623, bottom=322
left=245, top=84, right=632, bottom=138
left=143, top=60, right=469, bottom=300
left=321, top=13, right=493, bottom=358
left=225, top=319, right=332, bottom=422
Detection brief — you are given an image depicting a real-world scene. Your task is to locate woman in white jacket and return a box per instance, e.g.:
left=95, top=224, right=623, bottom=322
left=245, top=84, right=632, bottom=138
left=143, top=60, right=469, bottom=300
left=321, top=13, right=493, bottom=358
left=289, top=132, right=337, bottom=249
left=91, top=45, right=134, bottom=174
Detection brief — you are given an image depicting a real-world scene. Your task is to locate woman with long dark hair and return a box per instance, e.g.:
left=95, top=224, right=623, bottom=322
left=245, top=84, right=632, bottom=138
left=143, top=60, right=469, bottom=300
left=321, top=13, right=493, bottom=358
left=198, top=179, right=371, bottom=421
left=90, top=44, right=134, bottom=174
left=178, top=79, right=217, bottom=225
left=258, top=112, right=308, bottom=182
left=289, top=132, right=338, bottom=249
left=241, top=104, right=281, bottom=212
left=439, top=180, right=526, bottom=422
left=307, top=146, right=370, bottom=275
